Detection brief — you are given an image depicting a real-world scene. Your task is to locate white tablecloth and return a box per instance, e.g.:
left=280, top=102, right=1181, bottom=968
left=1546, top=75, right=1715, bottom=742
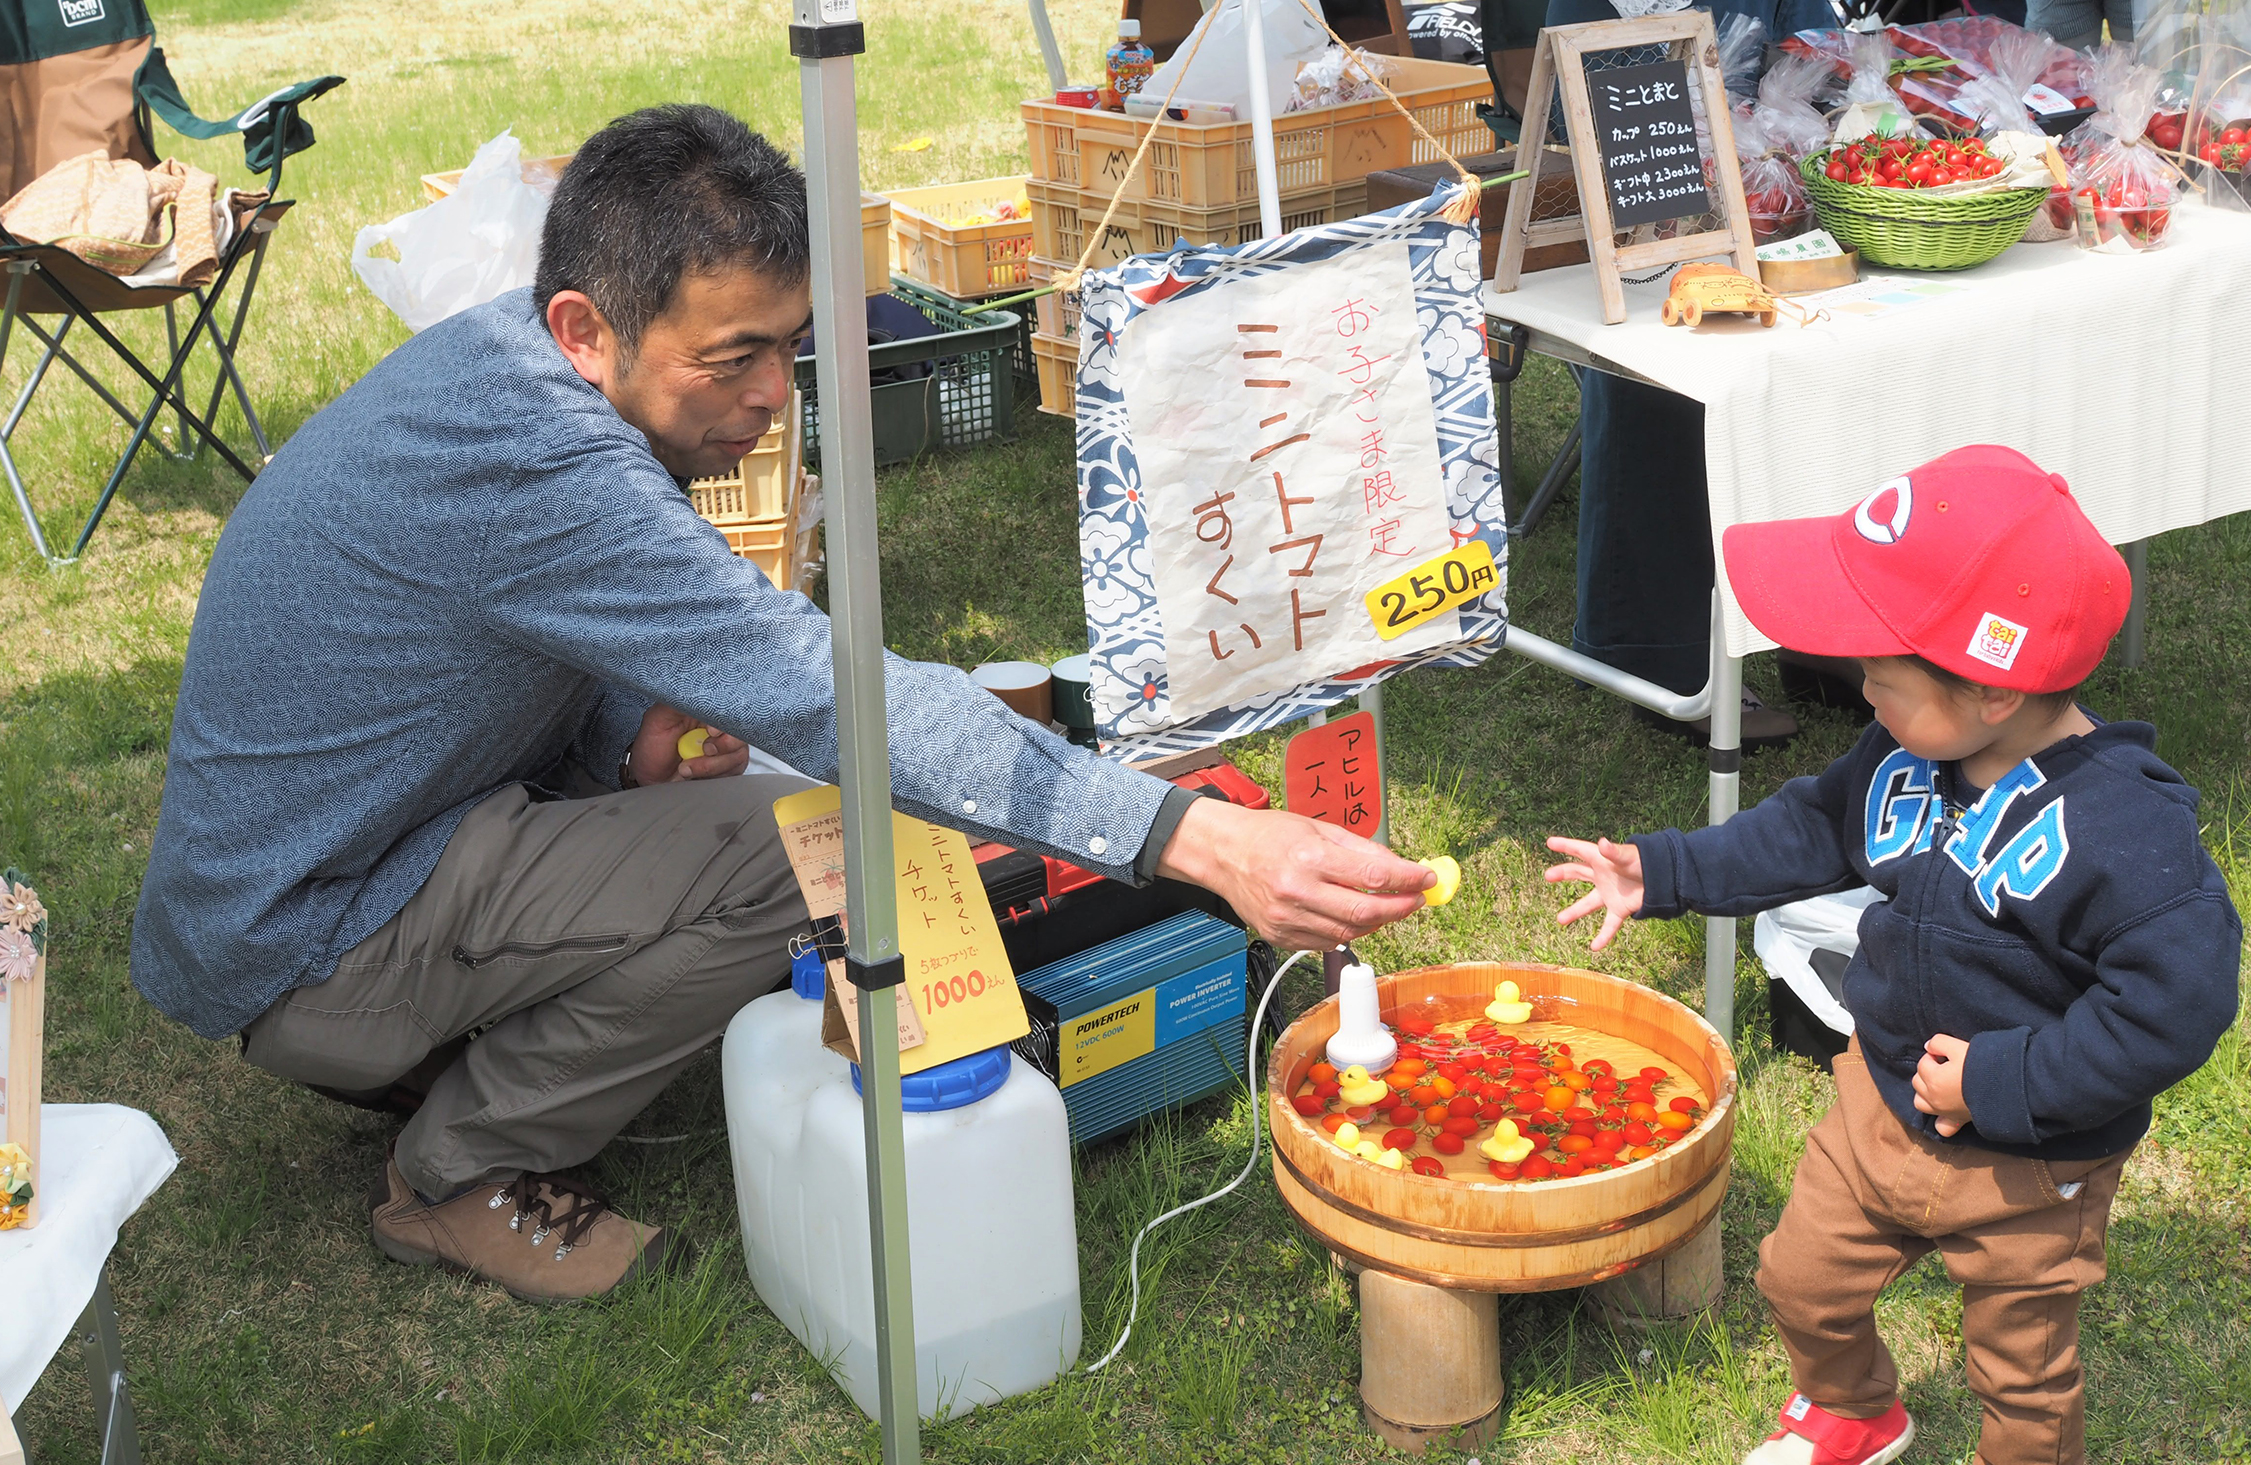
left=0, top=1106, right=177, bottom=1410
left=1481, top=201, right=2251, bottom=655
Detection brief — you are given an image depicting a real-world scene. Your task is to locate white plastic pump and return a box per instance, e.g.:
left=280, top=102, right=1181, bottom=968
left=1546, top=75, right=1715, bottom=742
left=1324, top=960, right=1396, bottom=1073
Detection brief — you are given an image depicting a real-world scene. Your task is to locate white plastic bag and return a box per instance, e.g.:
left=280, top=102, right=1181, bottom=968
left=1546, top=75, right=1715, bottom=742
left=1140, top=0, right=1330, bottom=115
left=351, top=130, right=550, bottom=333
left=1753, top=886, right=1884, bottom=1038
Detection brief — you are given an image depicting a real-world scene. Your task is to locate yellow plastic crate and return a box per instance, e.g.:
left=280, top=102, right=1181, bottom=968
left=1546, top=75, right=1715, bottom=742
left=1019, top=58, right=1491, bottom=211
left=1028, top=179, right=1360, bottom=268
left=1027, top=257, right=1080, bottom=342
left=1031, top=331, right=1076, bottom=419
left=884, top=176, right=1036, bottom=299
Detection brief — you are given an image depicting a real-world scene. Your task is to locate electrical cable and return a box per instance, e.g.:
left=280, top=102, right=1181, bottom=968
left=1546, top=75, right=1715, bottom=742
left=1084, top=944, right=1314, bottom=1373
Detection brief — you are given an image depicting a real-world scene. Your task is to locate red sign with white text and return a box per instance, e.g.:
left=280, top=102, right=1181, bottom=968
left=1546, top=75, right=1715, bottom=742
left=1284, top=710, right=1382, bottom=835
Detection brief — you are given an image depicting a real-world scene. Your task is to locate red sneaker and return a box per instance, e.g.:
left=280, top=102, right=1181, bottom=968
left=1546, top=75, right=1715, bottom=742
left=1741, top=1395, right=1915, bottom=1465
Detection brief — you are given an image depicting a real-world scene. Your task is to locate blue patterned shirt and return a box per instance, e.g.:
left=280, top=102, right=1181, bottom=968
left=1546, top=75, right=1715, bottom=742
left=131, top=289, right=1174, bottom=1038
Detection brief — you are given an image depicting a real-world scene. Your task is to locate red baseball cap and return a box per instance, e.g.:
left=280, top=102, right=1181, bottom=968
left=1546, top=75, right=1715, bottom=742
left=1720, top=446, right=2128, bottom=693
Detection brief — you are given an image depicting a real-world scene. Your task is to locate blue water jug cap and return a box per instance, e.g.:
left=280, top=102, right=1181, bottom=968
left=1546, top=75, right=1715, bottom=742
left=790, top=945, right=826, bottom=1000
left=851, top=1044, right=1012, bottom=1112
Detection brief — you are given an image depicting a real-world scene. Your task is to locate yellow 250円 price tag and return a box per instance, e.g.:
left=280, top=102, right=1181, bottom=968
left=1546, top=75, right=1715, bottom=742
left=1364, top=540, right=1499, bottom=641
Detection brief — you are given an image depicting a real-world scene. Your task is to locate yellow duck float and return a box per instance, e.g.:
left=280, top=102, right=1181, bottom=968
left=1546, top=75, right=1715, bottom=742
left=1331, top=1120, right=1409, bottom=1168
left=1479, top=1119, right=1536, bottom=1166
left=1336, top=1065, right=1391, bottom=1109
left=1484, top=979, right=1533, bottom=1025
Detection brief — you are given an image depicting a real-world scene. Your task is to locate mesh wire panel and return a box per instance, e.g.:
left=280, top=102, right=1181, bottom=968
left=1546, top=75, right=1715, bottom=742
left=1578, top=41, right=1732, bottom=253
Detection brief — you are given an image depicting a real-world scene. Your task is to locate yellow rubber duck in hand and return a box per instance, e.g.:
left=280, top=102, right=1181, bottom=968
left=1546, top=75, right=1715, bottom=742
left=1485, top=980, right=1533, bottom=1025
left=1337, top=1065, right=1391, bottom=1109
left=1479, top=1119, right=1536, bottom=1166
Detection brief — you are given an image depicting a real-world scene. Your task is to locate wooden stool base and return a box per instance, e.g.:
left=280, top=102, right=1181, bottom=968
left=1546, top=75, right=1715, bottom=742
left=1358, top=1269, right=1506, bottom=1456
left=1588, top=1212, right=1724, bottom=1327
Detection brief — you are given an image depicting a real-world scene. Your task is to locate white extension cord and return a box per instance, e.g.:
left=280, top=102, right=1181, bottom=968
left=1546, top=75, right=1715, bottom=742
left=1084, top=945, right=1315, bottom=1373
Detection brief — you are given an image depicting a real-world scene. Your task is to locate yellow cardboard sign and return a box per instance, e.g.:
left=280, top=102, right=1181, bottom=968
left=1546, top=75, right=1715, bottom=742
left=1364, top=540, right=1500, bottom=641
left=1060, top=987, right=1156, bottom=1087
left=772, top=786, right=1028, bottom=1075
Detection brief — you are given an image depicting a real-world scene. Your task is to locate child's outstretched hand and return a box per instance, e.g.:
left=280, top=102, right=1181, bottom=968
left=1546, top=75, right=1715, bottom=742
left=1543, top=836, right=1645, bottom=951
left=1913, top=1034, right=1974, bottom=1137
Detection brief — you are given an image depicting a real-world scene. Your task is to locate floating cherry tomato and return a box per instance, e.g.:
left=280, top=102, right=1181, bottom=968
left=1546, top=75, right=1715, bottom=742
left=1563, top=1106, right=1596, bottom=1124
left=1442, top=1116, right=1481, bottom=1138
left=1514, top=1090, right=1547, bottom=1114
left=1382, top=1127, right=1419, bottom=1151
left=1656, top=1110, right=1695, bottom=1132
left=1433, top=1131, right=1466, bottom=1155
left=1313, top=1079, right=1341, bottom=1099
left=1556, top=1043, right=1572, bottom=1056
left=1558, top=1133, right=1593, bottom=1154
left=1477, top=1102, right=1507, bottom=1123
left=1422, top=1104, right=1450, bottom=1125
left=1626, top=1100, right=1659, bottom=1122
left=1408, top=1085, right=1437, bottom=1108
left=1561, top=1071, right=1593, bottom=1092
left=1291, top=1095, right=1325, bottom=1117
left=1388, top=1105, right=1419, bottom=1127
left=1629, top=1144, right=1656, bottom=1160
left=1431, top=1076, right=1458, bottom=1099
left=1559, top=1155, right=1588, bottom=1177
left=1544, top=1085, right=1575, bottom=1111
left=1392, top=1058, right=1426, bottom=1078
left=1345, top=1105, right=1376, bottom=1122
left=1488, top=1160, right=1520, bottom=1180
left=1321, top=1113, right=1349, bottom=1134
left=1519, top=1155, right=1554, bottom=1179
left=1411, top=1155, right=1447, bottom=1178
left=1593, top=1130, right=1626, bottom=1152
left=1669, top=1096, right=1700, bottom=1114
left=1446, top=1095, right=1478, bottom=1119
left=1437, top=1062, right=1467, bottom=1083
left=1622, top=1121, right=1654, bottom=1146
left=1639, top=1067, right=1669, bottom=1084
left=1309, top=1062, right=1337, bottom=1084
left=1591, top=1075, right=1619, bottom=1095
left=1601, top=1105, right=1627, bottom=1124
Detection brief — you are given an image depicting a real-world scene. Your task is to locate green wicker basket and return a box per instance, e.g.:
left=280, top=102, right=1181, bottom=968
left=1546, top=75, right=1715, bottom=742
left=1798, top=156, right=2047, bottom=271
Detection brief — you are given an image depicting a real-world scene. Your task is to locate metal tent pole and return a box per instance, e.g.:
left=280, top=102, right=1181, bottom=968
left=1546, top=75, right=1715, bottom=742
left=794, top=3, right=920, bottom=1460
left=1025, top=0, right=1068, bottom=94
left=1702, top=592, right=1741, bottom=1042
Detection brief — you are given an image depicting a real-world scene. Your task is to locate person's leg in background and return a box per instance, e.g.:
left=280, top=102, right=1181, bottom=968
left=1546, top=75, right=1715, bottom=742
left=2026, top=0, right=2104, bottom=48
left=1572, top=372, right=1801, bottom=744
left=242, top=773, right=811, bottom=1300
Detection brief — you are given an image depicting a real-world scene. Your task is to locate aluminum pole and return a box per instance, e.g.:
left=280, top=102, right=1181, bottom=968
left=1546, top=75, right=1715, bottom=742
left=1241, top=0, right=1284, bottom=238
left=1702, top=592, right=1741, bottom=1043
left=1025, top=0, right=1068, bottom=94
left=794, top=3, right=919, bottom=1457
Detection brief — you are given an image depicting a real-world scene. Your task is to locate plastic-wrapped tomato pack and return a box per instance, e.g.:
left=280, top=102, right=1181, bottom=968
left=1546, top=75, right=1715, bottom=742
left=1735, top=52, right=1832, bottom=242
left=1290, top=1008, right=1710, bottom=1184
left=1887, top=17, right=2091, bottom=134
left=2063, top=46, right=2187, bottom=252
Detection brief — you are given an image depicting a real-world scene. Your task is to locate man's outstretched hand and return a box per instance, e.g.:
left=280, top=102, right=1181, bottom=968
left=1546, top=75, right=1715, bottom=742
left=1544, top=835, right=1645, bottom=951
left=1156, top=797, right=1434, bottom=952
left=627, top=703, right=749, bottom=785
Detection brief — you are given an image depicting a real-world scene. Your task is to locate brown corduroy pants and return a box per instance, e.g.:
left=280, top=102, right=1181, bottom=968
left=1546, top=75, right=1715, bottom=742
left=1756, top=1040, right=2130, bottom=1465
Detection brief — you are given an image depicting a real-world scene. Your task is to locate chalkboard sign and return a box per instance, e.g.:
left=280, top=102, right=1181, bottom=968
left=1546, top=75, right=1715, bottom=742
left=1490, top=13, right=1759, bottom=325
left=1587, top=59, right=1711, bottom=228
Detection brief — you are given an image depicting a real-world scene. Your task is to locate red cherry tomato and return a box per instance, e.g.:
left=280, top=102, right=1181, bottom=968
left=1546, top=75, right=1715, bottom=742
left=1593, top=1130, right=1626, bottom=1152
left=1345, top=1105, right=1376, bottom=1122
left=1321, top=1113, right=1349, bottom=1134
left=1477, top=1102, right=1507, bottom=1122
left=1410, top=1155, right=1447, bottom=1177
left=1308, top=1062, right=1338, bottom=1084
left=1558, top=1133, right=1594, bottom=1155
left=1442, top=1116, right=1481, bottom=1138
left=1581, top=1059, right=1615, bottom=1079
left=1433, top=1131, right=1466, bottom=1155
left=1563, top=1107, right=1597, bottom=1124
left=1601, top=1105, right=1627, bottom=1124
left=1639, top=1067, right=1669, bottom=1084
left=1519, top=1154, right=1553, bottom=1179
left=1446, top=1095, right=1478, bottom=1119
left=1291, top=1094, right=1324, bottom=1117
left=1486, top=1160, right=1519, bottom=1180
left=1669, top=1096, right=1701, bottom=1114
left=1437, top=1062, right=1467, bottom=1083
left=1559, top=1155, right=1588, bottom=1177
left=1313, top=1079, right=1341, bottom=1098
left=1382, top=1128, right=1419, bottom=1151
left=1568, top=1119, right=1599, bottom=1137
left=1622, top=1121, right=1654, bottom=1146
left=1514, top=1091, right=1547, bottom=1114
left=2225, top=126, right=2248, bottom=144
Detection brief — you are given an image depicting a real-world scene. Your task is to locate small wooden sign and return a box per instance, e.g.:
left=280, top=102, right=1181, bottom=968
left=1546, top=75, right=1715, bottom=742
left=1285, top=710, right=1383, bottom=836
left=1492, top=12, right=1759, bottom=325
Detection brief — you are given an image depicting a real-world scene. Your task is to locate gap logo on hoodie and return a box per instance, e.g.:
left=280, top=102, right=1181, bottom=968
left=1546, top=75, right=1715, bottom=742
left=1862, top=749, right=2071, bottom=915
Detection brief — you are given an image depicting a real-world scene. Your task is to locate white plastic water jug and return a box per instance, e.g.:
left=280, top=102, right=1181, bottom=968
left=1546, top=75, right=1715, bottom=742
left=723, top=955, right=1081, bottom=1421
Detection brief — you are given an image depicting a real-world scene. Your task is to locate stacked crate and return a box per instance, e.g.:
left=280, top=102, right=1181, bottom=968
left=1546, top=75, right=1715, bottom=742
left=687, top=387, right=808, bottom=589
left=1017, top=58, right=1494, bottom=416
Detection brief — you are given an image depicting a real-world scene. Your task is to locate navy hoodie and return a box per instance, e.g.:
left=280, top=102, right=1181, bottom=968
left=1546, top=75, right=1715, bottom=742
left=1631, top=718, right=2241, bottom=1161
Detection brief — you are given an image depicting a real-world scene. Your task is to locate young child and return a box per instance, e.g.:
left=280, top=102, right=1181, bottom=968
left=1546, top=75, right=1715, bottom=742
left=1546, top=446, right=2241, bottom=1465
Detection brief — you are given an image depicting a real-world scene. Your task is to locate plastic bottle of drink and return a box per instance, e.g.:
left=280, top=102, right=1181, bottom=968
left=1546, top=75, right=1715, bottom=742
left=1103, top=19, right=1154, bottom=111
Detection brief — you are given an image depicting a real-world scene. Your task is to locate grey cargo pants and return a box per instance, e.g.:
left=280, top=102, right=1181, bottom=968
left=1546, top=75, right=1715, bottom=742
left=241, top=775, right=811, bottom=1197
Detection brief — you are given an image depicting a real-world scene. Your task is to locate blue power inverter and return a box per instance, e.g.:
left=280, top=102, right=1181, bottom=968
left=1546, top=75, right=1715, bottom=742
left=1011, top=912, right=1250, bottom=1147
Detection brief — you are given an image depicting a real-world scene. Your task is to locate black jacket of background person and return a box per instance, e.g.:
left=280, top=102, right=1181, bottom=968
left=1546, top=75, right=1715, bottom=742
left=1630, top=717, right=2241, bottom=1162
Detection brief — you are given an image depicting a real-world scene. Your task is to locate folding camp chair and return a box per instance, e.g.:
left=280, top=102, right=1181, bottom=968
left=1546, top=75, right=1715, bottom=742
left=0, top=0, right=341, bottom=564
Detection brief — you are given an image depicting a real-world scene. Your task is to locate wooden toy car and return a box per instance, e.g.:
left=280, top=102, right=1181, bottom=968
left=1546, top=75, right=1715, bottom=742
left=1659, top=263, right=1781, bottom=328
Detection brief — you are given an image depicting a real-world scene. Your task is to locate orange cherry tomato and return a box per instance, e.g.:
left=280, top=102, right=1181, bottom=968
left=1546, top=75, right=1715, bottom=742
left=1309, top=1062, right=1338, bottom=1084
left=1391, top=1058, right=1427, bottom=1079
left=1558, top=1133, right=1594, bottom=1154
left=1561, top=1071, right=1593, bottom=1092
left=1431, top=1076, right=1459, bottom=1099
left=1422, top=1104, right=1450, bottom=1125
left=1656, top=1110, right=1694, bottom=1132
left=1628, top=1144, right=1656, bottom=1160
left=1626, top=1101, right=1659, bottom=1122
left=1409, top=1085, right=1438, bottom=1107
left=1544, top=1086, right=1575, bottom=1111
left=1321, top=1113, right=1348, bottom=1134
left=1387, top=1072, right=1415, bottom=1092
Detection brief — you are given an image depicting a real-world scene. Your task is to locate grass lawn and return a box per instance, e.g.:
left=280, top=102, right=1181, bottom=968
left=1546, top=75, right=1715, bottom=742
left=4, top=0, right=2248, bottom=1461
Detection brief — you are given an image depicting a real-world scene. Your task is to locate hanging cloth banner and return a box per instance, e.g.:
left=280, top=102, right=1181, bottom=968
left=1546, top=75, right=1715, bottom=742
left=1075, top=185, right=1508, bottom=755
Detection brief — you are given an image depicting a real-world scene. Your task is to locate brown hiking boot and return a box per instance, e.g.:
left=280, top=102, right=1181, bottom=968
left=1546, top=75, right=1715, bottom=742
left=368, top=1155, right=674, bottom=1303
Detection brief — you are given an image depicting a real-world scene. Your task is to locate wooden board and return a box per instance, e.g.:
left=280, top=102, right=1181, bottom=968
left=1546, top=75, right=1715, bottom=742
left=0, top=951, right=39, bottom=1229
left=1490, top=13, right=1760, bottom=325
